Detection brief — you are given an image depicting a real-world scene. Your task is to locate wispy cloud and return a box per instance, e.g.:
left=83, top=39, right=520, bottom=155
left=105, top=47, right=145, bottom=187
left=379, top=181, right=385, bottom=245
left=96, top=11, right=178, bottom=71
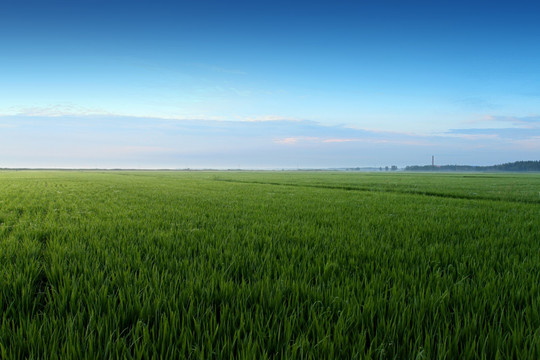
left=274, top=137, right=299, bottom=144
left=321, top=138, right=435, bottom=146
left=443, top=133, right=501, bottom=141
left=468, top=115, right=540, bottom=128
left=5, top=104, right=115, bottom=117
left=322, top=138, right=358, bottom=143
left=245, top=115, right=302, bottom=122
left=486, top=115, right=540, bottom=128
left=1, top=114, right=538, bottom=168
left=446, top=127, right=540, bottom=140
left=274, top=136, right=319, bottom=144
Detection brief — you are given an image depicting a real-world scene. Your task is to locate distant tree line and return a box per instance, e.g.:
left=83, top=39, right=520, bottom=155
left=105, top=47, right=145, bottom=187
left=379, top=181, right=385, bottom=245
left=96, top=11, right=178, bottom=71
left=405, top=160, right=540, bottom=172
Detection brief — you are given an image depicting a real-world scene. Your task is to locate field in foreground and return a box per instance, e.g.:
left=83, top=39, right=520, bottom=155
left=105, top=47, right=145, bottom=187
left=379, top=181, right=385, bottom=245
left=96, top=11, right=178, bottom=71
left=1, top=171, right=539, bottom=359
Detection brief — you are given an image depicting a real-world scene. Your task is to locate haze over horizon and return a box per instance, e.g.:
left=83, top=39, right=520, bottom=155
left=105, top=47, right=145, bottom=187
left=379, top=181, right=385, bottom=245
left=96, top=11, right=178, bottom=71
left=1, top=0, right=539, bottom=168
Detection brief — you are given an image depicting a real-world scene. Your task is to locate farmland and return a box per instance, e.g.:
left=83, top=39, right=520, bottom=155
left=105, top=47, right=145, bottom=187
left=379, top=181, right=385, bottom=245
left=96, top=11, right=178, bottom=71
left=1, top=171, right=539, bottom=358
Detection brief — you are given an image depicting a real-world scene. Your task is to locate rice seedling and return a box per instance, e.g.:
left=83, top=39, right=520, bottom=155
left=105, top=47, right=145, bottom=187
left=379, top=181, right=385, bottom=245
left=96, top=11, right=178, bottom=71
left=0, top=171, right=539, bottom=358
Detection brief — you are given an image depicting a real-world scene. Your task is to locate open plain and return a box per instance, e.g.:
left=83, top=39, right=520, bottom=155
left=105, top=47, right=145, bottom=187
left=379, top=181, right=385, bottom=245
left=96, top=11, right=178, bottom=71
left=1, top=171, right=539, bottom=358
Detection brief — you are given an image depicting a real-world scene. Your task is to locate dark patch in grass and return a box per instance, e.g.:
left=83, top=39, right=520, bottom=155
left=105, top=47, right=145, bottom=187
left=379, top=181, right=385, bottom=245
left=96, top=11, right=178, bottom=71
left=33, top=268, right=51, bottom=314
left=34, top=230, right=50, bottom=245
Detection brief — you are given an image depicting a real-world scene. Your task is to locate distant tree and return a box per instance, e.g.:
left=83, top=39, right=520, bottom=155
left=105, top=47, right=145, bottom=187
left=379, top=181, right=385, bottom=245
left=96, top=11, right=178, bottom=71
left=391, top=165, right=398, bottom=171
left=405, top=160, right=540, bottom=172
left=385, top=166, right=389, bottom=171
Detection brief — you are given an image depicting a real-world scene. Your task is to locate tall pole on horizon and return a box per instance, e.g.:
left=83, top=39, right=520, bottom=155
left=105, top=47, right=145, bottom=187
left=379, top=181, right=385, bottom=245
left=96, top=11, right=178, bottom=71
left=432, top=155, right=434, bottom=167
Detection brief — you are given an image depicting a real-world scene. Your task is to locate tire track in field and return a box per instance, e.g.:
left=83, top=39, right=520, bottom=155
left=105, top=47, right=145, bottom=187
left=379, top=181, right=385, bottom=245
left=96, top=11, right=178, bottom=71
left=213, top=179, right=540, bottom=204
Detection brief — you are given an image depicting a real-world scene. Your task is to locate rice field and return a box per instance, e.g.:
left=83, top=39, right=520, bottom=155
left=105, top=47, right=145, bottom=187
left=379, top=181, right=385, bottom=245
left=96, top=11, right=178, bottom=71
left=1, top=170, right=539, bottom=359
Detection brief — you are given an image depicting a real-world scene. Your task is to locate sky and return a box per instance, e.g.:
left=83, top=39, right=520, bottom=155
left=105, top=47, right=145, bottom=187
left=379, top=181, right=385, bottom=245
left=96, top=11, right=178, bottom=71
left=1, top=0, right=539, bottom=168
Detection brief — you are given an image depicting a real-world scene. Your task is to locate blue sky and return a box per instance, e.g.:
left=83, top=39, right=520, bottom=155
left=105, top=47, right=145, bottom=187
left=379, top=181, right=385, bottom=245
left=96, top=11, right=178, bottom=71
left=1, top=0, right=539, bottom=168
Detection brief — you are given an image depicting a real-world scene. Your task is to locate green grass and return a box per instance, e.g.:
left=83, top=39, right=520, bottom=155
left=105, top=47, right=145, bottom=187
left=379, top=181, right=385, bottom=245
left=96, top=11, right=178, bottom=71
left=1, top=171, right=539, bottom=358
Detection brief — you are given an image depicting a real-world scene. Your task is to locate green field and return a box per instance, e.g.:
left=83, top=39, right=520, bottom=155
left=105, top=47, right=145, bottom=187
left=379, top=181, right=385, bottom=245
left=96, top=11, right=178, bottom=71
left=1, top=171, right=539, bottom=359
